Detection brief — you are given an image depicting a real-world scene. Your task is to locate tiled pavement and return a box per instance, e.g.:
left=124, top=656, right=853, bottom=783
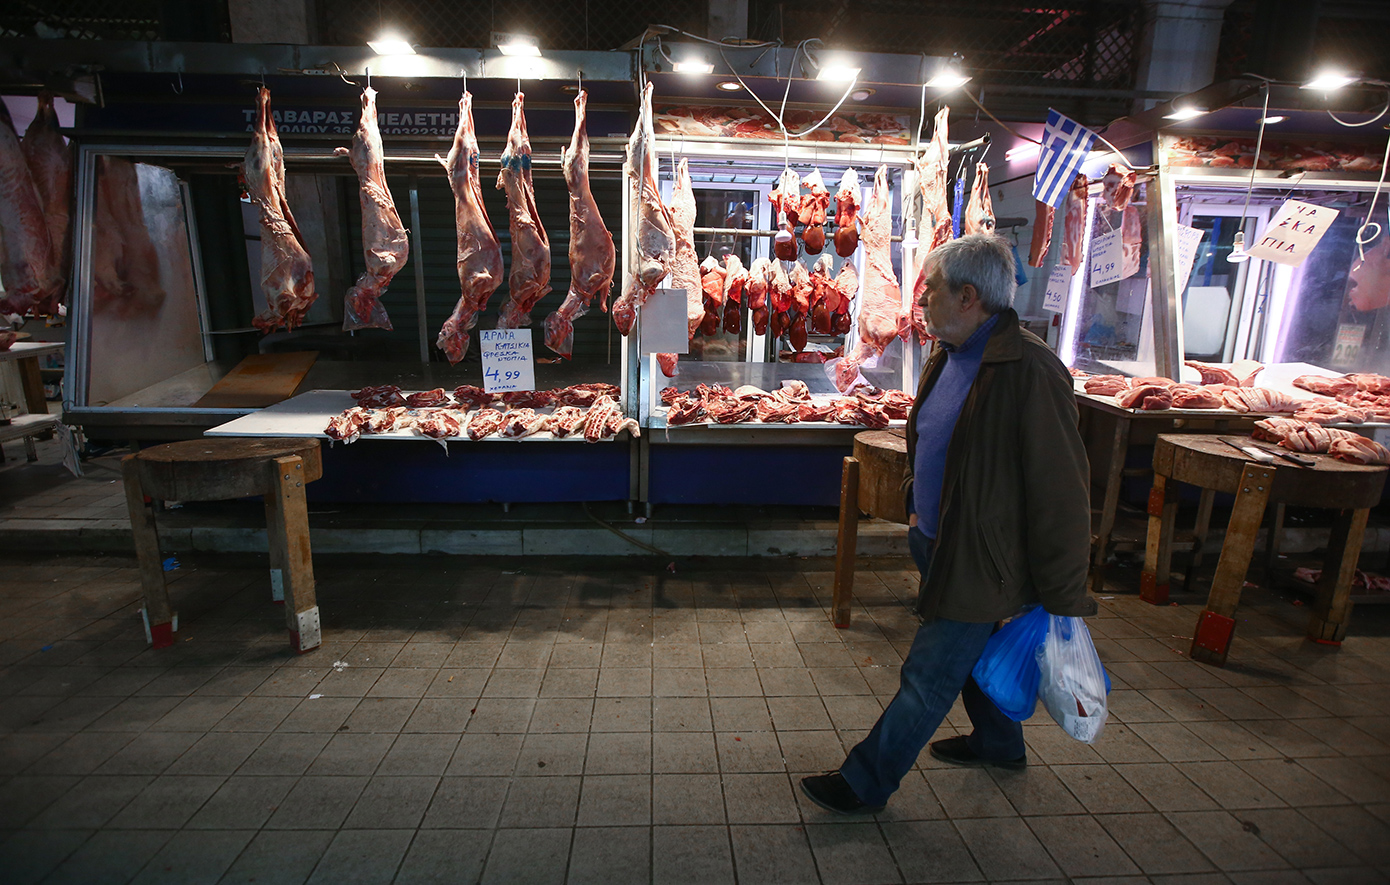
left=0, top=553, right=1387, bottom=884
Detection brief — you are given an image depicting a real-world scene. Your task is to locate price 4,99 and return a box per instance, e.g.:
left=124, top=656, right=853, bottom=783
left=485, top=368, right=523, bottom=383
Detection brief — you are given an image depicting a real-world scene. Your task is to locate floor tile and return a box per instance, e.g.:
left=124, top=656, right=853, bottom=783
left=480, top=827, right=571, bottom=885
left=1027, top=813, right=1141, bottom=878
left=723, top=772, right=800, bottom=824
left=106, top=773, right=226, bottom=828
left=806, top=821, right=903, bottom=884
left=652, top=825, right=736, bottom=885
left=342, top=775, right=439, bottom=829
left=1167, top=810, right=1294, bottom=871
left=129, top=827, right=254, bottom=885
left=568, top=825, right=651, bottom=885
left=393, top=828, right=491, bottom=884
left=728, top=824, right=820, bottom=883
left=498, top=775, right=581, bottom=827
left=264, top=776, right=369, bottom=830
left=928, top=767, right=1019, bottom=818
left=305, top=828, right=413, bottom=884
left=186, top=774, right=296, bottom=829
left=1097, top=811, right=1216, bottom=875
left=42, top=828, right=175, bottom=885
left=419, top=775, right=509, bottom=828
left=954, top=815, right=1063, bottom=880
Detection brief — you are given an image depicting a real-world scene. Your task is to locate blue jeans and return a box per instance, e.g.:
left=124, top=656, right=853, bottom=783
left=840, top=527, right=1026, bottom=807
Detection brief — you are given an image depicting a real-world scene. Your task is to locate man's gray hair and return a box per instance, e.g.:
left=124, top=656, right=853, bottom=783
left=925, top=233, right=1017, bottom=314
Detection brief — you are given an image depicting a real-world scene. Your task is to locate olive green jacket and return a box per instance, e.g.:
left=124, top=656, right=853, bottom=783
left=903, top=308, right=1096, bottom=622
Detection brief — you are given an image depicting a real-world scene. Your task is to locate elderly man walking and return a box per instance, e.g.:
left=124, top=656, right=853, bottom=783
left=802, top=233, right=1096, bottom=814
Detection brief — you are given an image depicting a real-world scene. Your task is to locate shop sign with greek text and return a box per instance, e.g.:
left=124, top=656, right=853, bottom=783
left=479, top=329, right=536, bottom=393
left=1246, top=200, right=1339, bottom=266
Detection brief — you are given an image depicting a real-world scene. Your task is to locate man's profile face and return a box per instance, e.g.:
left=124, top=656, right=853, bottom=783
left=920, top=264, right=967, bottom=345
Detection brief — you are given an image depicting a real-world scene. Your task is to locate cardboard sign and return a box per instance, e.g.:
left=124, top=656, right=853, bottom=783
left=1174, top=224, right=1205, bottom=291
left=1088, top=229, right=1125, bottom=287
left=1246, top=199, right=1339, bottom=266
left=638, top=288, right=690, bottom=355
left=479, top=328, right=536, bottom=393
left=1042, top=264, right=1070, bottom=313
left=1333, top=323, right=1365, bottom=366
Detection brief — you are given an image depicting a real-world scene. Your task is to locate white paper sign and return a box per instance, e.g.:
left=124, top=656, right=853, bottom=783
left=638, top=288, right=690, bottom=355
left=1088, top=229, right=1127, bottom=287
left=1042, top=265, right=1070, bottom=313
left=479, top=328, right=536, bottom=393
left=1174, top=224, right=1205, bottom=291
left=1333, top=323, right=1365, bottom=366
left=1246, top=199, right=1340, bottom=266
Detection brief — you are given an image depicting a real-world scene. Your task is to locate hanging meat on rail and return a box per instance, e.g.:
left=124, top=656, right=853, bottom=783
left=495, top=92, right=552, bottom=329
left=20, top=93, right=71, bottom=313
left=769, top=167, right=801, bottom=261
left=747, top=256, right=770, bottom=335
left=800, top=169, right=831, bottom=254
left=809, top=253, right=835, bottom=334
left=1027, top=199, right=1054, bottom=268
left=0, top=98, right=59, bottom=316
left=242, top=88, right=318, bottom=333
left=1059, top=173, right=1088, bottom=273
left=335, top=87, right=409, bottom=332
left=833, top=168, right=862, bottom=257
left=436, top=90, right=503, bottom=363
left=699, top=254, right=725, bottom=336
left=915, top=107, right=952, bottom=252
left=613, top=82, right=674, bottom=335
left=787, top=259, right=812, bottom=351
left=1101, top=163, right=1136, bottom=212
left=655, top=156, right=702, bottom=376
left=543, top=90, right=615, bottom=357
left=1119, top=204, right=1142, bottom=280
left=722, top=253, right=747, bottom=334
left=837, top=166, right=902, bottom=390
left=963, top=162, right=995, bottom=235
left=91, top=156, right=166, bottom=318
left=832, top=258, right=858, bottom=335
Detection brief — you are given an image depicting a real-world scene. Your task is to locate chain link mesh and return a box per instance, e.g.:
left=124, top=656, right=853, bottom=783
left=0, top=0, right=161, bottom=40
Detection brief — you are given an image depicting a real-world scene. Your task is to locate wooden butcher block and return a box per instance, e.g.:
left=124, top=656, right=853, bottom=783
left=854, top=429, right=910, bottom=524
left=194, top=351, right=319, bottom=409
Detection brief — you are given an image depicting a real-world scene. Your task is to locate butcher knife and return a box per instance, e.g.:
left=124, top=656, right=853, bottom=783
left=1247, top=440, right=1317, bottom=467
left=1219, top=436, right=1276, bottom=465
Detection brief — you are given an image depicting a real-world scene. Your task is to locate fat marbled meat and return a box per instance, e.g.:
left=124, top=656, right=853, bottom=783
left=243, top=87, right=318, bottom=333
left=495, top=92, right=552, bottom=329
left=0, top=97, right=59, bottom=316
left=543, top=90, right=615, bottom=357
left=436, top=90, right=503, bottom=363
left=335, top=87, right=409, bottom=331
left=19, top=92, right=70, bottom=314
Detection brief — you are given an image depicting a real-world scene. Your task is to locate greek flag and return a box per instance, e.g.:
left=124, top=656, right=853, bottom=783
left=1032, top=109, right=1098, bottom=208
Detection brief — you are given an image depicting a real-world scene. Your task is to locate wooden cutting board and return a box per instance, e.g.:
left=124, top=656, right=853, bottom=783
left=193, top=352, right=319, bottom=409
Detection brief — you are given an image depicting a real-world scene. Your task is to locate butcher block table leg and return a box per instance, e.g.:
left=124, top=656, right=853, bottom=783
left=1140, top=474, right=1178, bottom=605
left=1090, top=415, right=1131, bottom=595
left=1307, top=507, right=1370, bottom=645
left=1184, top=488, right=1217, bottom=592
left=1191, top=462, right=1273, bottom=667
left=832, top=457, right=860, bottom=628
left=122, top=456, right=177, bottom=649
left=265, top=455, right=322, bottom=653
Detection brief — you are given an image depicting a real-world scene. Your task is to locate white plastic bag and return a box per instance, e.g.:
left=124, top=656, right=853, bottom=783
left=1036, top=615, right=1110, bottom=744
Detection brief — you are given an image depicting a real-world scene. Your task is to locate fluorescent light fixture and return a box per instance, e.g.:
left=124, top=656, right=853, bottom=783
left=1302, top=71, right=1356, bottom=91
left=673, top=58, right=714, bottom=75
left=1004, top=144, right=1040, bottom=163
left=368, top=36, right=415, bottom=55
left=926, top=60, right=971, bottom=89
left=1227, top=230, right=1252, bottom=263
left=1163, top=105, right=1208, bottom=121
left=716, top=80, right=742, bottom=91
left=495, top=33, right=541, bottom=57
left=816, top=65, right=860, bottom=82
left=1260, top=115, right=1287, bottom=124
left=851, top=88, right=875, bottom=101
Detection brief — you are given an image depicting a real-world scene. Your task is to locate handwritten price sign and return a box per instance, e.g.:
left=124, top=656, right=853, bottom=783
left=1246, top=199, right=1339, bottom=267
left=479, top=329, right=536, bottom=394
left=1089, top=229, right=1124, bottom=288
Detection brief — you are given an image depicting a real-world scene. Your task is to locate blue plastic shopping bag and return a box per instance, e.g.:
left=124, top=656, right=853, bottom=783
left=971, top=605, right=1047, bottom=721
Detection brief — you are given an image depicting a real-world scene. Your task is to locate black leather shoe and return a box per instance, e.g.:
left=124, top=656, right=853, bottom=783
left=799, top=771, right=886, bottom=815
left=929, top=735, right=1027, bottom=770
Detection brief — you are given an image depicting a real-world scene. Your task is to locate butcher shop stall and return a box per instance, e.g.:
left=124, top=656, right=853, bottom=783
left=56, top=53, right=647, bottom=503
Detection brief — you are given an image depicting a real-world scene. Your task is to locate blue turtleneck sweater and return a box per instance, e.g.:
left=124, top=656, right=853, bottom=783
left=911, top=313, right=999, bottom=539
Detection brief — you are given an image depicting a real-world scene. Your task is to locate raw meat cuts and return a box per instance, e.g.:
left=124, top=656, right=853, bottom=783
left=787, top=259, right=811, bottom=351
left=809, top=254, right=835, bottom=334
left=832, top=259, right=858, bottom=335
left=1130, top=376, right=1176, bottom=389
left=544, top=89, right=615, bottom=357
left=800, top=169, right=831, bottom=254
left=667, top=157, right=704, bottom=341
left=657, top=352, right=679, bottom=377
left=554, top=382, right=620, bottom=406
left=915, top=107, right=951, bottom=250
left=325, top=409, right=367, bottom=443
left=1101, top=164, right=1136, bottom=212
left=364, top=407, right=410, bottom=434
left=452, top=385, right=493, bottom=407
left=498, top=408, right=548, bottom=439
left=1027, top=200, right=1054, bottom=267
left=500, top=389, right=555, bottom=409
left=963, top=162, right=995, bottom=235
left=1219, top=387, right=1299, bottom=413
left=747, top=256, right=770, bottom=335
left=849, top=166, right=901, bottom=357
left=1339, top=392, right=1390, bottom=422
left=243, top=88, right=318, bottom=332
left=465, top=408, right=504, bottom=440
left=723, top=254, right=747, bottom=334
left=769, top=167, right=801, bottom=260
left=1185, top=359, right=1263, bottom=387
left=0, top=330, right=16, bottom=351
left=0, top=97, right=58, bottom=316
left=1060, top=173, right=1088, bottom=272
left=1120, top=205, right=1142, bottom=280
left=1169, top=384, right=1224, bottom=409
left=1329, top=435, right=1390, bottom=465
left=352, top=385, right=406, bottom=408
left=582, top=396, right=640, bottom=442
left=1293, top=374, right=1357, bottom=398
left=19, top=92, right=70, bottom=313
left=414, top=410, right=463, bottom=439
left=336, top=87, right=409, bottom=332
left=1084, top=375, right=1128, bottom=396
left=699, top=255, right=726, bottom=336
left=1118, top=384, right=1172, bottom=410
left=549, top=406, right=588, bottom=437
left=91, top=156, right=166, bottom=318
left=495, top=92, right=552, bottom=329
left=1347, top=373, right=1390, bottom=395
left=616, top=82, right=674, bottom=331
left=404, top=388, right=450, bottom=408
left=436, top=90, right=504, bottom=363
left=1295, top=402, right=1367, bottom=424
left=1251, top=417, right=1304, bottom=443
left=833, top=168, right=861, bottom=257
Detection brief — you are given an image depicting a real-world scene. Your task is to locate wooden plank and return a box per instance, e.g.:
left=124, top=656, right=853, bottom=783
left=1307, top=507, right=1370, bottom=645
left=16, top=356, right=47, bottom=415
left=1191, top=462, right=1272, bottom=666
left=122, top=455, right=175, bottom=648
left=832, top=457, right=860, bottom=629
left=1140, top=474, right=1174, bottom=605
left=1089, top=414, right=1131, bottom=595
left=265, top=454, right=321, bottom=652
left=192, top=351, right=319, bottom=409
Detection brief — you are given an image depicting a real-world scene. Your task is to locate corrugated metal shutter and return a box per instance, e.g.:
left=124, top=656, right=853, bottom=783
left=343, top=168, right=622, bottom=367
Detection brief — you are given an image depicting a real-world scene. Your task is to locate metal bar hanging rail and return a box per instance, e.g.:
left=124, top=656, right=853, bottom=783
left=691, top=225, right=903, bottom=242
